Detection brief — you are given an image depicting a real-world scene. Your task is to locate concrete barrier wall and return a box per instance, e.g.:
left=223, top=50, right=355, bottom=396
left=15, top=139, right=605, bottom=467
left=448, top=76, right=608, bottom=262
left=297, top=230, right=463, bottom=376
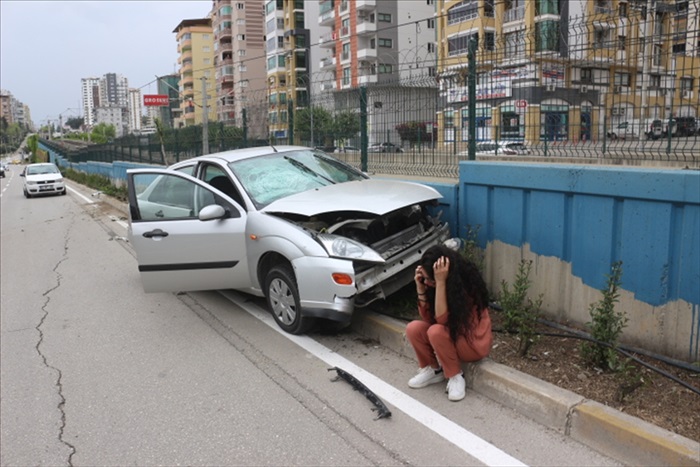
left=458, top=162, right=700, bottom=362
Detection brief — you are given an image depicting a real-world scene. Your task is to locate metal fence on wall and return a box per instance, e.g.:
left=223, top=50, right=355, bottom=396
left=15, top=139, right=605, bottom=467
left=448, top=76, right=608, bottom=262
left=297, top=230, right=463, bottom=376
left=46, top=8, right=699, bottom=178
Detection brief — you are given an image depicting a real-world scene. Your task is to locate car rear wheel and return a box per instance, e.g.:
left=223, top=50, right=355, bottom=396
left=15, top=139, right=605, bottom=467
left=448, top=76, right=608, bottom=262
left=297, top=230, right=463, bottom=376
left=265, top=265, right=313, bottom=334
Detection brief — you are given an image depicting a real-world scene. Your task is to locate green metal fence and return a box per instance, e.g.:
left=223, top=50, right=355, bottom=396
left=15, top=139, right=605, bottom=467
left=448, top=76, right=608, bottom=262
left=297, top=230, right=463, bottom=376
left=47, top=8, right=699, bottom=178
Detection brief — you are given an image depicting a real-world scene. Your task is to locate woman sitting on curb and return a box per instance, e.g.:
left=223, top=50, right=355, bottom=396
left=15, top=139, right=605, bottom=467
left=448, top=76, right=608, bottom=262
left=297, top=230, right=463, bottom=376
left=405, top=245, right=493, bottom=401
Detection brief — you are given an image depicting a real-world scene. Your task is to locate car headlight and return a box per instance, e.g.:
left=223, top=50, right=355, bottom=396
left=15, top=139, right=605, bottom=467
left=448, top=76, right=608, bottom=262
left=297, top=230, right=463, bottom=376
left=316, top=234, right=384, bottom=263
left=55, top=177, right=64, bottom=183
left=26, top=180, right=37, bottom=185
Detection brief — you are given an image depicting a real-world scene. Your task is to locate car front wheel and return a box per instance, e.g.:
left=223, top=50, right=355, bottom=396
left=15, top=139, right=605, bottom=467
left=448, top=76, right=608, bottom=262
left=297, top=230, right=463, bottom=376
left=265, top=265, right=313, bottom=334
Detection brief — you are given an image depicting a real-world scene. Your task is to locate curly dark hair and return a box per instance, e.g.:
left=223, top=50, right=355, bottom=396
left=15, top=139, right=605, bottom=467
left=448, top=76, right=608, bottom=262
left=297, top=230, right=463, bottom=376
left=419, top=244, right=489, bottom=342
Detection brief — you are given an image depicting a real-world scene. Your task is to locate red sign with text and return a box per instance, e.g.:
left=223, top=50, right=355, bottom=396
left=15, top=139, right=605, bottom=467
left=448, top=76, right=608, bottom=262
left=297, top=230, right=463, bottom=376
left=143, top=94, right=170, bottom=106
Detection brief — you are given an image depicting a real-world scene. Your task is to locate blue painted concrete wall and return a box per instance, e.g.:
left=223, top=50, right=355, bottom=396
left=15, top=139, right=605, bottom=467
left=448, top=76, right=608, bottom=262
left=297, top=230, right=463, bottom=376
left=458, top=162, right=700, bottom=310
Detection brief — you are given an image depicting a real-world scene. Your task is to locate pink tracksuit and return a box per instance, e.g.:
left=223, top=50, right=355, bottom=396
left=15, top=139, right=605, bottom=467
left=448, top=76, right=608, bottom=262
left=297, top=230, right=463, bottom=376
left=406, top=302, right=493, bottom=378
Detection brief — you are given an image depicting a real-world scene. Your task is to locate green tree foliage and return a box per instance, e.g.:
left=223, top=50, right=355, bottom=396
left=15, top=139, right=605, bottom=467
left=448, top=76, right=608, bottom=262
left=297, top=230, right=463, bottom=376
left=294, top=106, right=334, bottom=147
left=332, top=110, right=361, bottom=143
left=90, top=123, right=116, bottom=144
left=0, top=118, right=27, bottom=154
left=65, top=117, right=84, bottom=130
left=498, top=260, right=543, bottom=357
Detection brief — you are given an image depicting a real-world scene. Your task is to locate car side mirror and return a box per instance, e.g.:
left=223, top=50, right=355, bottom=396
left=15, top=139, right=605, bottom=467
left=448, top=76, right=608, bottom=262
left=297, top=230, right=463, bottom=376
left=20, top=173, right=25, bottom=177
left=198, top=204, right=227, bottom=221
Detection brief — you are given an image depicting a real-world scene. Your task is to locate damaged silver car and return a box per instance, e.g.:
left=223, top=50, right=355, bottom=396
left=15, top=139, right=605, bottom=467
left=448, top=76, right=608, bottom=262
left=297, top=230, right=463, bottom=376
left=126, top=146, right=452, bottom=334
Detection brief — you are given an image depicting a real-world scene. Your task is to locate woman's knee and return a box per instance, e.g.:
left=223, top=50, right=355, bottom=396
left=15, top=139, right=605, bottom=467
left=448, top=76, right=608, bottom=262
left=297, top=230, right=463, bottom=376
left=406, top=320, right=429, bottom=341
left=426, top=324, right=450, bottom=343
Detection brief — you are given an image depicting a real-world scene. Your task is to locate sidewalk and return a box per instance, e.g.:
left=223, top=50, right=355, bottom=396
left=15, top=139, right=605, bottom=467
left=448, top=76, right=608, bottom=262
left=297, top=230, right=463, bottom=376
left=96, top=188, right=698, bottom=466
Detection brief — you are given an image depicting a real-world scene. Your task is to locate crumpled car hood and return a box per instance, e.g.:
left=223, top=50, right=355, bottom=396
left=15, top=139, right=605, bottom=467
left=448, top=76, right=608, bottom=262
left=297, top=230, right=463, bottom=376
left=261, top=179, right=441, bottom=217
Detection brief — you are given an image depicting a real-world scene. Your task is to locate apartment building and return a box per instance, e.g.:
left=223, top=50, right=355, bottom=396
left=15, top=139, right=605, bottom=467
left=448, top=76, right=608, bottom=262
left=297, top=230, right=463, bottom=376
left=315, top=0, right=438, bottom=145
left=156, top=74, right=180, bottom=128
left=173, top=18, right=217, bottom=127
left=0, top=89, right=32, bottom=129
left=435, top=0, right=700, bottom=144
left=265, top=0, right=321, bottom=142
left=128, top=88, right=143, bottom=134
left=212, top=0, right=267, bottom=137
left=81, top=78, right=100, bottom=127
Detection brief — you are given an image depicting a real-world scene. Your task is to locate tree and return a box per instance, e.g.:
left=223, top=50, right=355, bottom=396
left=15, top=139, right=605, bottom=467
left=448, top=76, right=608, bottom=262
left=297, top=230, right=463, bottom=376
left=90, top=123, right=116, bottom=144
left=294, top=106, right=334, bottom=146
left=332, top=110, right=361, bottom=144
left=65, top=117, right=84, bottom=130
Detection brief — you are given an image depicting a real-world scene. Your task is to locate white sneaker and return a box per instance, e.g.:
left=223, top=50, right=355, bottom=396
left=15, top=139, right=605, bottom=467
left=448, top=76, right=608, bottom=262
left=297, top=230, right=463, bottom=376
left=446, top=372, right=466, bottom=401
left=408, top=366, right=445, bottom=388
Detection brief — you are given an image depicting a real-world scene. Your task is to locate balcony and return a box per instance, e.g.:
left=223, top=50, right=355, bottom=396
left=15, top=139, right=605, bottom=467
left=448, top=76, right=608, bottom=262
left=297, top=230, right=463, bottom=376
left=358, top=74, right=378, bottom=85
left=218, top=27, right=232, bottom=40
left=319, top=31, right=337, bottom=48
left=356, top=16, right=376, bottom=35
left=504, top=6, right=525, bottom=24
left=319, top=8, right=335, bottom=26
left=320, top=56, right=336, bottom=70
left=356, top=0, right=376, bottom=11
left=321, top=82, right=336, bottom=91
left=357, top=46, right=377, bottom=60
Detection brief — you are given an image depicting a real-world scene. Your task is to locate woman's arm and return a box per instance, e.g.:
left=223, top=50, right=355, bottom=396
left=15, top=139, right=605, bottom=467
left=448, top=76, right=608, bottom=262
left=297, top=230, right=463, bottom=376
left=433, top=256, right=449, bottom=319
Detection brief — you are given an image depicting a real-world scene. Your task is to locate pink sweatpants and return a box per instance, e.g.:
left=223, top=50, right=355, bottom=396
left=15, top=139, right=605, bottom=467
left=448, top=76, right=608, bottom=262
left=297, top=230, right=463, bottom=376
left=405, top=320, right=491, bottom=378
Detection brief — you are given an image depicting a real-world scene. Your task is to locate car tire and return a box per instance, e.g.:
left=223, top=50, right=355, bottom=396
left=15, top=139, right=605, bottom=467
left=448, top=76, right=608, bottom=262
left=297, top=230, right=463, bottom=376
left=265, top=265, right=313, bottom=335
left=24, top=190, right=30, bottom=198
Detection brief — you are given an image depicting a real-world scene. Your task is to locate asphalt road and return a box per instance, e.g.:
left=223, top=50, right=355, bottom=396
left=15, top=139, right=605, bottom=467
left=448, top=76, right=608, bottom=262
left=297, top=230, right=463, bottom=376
left=0, top=168, right=619, bottom=466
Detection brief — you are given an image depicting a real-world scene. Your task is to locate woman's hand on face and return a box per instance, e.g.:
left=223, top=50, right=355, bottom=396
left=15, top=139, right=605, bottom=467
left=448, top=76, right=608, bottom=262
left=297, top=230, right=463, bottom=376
left=433, top=256, right=449, bottom=283
left=415, top=265, right=427, bottom=291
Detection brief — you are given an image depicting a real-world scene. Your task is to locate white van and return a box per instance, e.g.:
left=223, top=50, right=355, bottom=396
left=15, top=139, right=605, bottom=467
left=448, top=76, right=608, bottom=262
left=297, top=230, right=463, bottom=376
left=608, top=119, right=663, bottom=140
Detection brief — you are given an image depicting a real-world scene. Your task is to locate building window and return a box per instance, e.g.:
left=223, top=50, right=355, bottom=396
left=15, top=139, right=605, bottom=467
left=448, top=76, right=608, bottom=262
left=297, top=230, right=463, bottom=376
left=649, top=75, right=661, bottom=88
left=448, top=1, right=478, bottom=25
left=237, top=34, right=246, bottom=41
left=614, top=72, right=630, bottom=86
left=238, top=49, right=246, bottom=56
left=342, top=67, right=350, bottom=85
left=378, top=13, right=391, bottom=22
left=378, top=38, right=392, bottom=48
left=202, top=34, right=210, bottom=40
left=680, top=78, right=693, bottom=91
left=203, top=46, right=211, bottom=52
left=427, top=42, right=435, bottom=53
left=237, top=2, right=244, bottom=9
left=378, top=63, right=393, bottom=74
left=619, top=2, right=627, bottom=17
left=618, top=35, right=626, bottom=51
left=505, top=30, right=525, bottom=57
left=581, top=68, right=593, bottom=84
left=220, top=5, right=232, bottom=15
left=652, top=44, right=662, bottom=66
left=536, top=20, right=559, bottom=52
left=342, top=42, right=350, bottom=60
left=426, top=18, right=435, bottom=29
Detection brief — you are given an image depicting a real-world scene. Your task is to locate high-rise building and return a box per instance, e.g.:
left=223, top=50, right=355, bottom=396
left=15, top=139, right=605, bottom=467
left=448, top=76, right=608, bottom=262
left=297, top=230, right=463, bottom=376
left=212, top=0, right=267, bottom=136
left=128, top=88, right=143, bottom=133
left=173, top=18, right=217, bottom=127
left=81, top=77, right=100, bottom=127
left=157, top=74, right=180, bottom=128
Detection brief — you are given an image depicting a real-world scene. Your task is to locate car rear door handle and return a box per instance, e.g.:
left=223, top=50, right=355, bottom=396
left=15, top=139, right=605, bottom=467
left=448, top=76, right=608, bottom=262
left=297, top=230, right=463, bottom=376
left=143, top=229, right=169, bottom=238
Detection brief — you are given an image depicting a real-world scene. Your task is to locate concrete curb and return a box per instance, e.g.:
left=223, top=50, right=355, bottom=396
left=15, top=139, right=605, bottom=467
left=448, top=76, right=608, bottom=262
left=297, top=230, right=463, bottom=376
left=90, top=190, right=698, bottom=466
left=351, top=310, right=700, bottom=467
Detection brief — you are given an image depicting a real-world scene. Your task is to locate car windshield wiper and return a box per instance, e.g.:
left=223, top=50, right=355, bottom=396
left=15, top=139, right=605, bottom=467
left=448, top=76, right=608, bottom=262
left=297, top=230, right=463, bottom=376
left=283, top=156, right=335, bottom=184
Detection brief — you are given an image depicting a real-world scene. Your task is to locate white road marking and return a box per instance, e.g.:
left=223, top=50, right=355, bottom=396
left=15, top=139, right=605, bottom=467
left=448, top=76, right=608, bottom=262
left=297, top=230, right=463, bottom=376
left=219, top=290, right=527, bottom=467
left=67, top=185, right=95, bottom=204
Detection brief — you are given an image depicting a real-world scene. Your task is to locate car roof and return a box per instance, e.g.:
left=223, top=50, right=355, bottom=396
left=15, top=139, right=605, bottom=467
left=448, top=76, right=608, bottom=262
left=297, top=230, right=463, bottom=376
left=169, top=145, right=313, bottom=168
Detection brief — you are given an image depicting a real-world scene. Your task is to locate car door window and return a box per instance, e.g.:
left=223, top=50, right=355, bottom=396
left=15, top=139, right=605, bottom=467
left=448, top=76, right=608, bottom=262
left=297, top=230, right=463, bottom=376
left=132, top=173, right=217, bottom=221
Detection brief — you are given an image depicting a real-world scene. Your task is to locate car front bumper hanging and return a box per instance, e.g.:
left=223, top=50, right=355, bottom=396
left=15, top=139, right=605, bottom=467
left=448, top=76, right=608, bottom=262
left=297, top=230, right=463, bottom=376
left=329, top=367, right=392, bottom=420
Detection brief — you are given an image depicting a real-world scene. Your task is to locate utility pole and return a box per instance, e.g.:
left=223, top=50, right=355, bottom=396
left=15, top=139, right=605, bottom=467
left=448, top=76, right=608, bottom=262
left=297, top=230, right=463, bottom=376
left=202, top=76, right=209, bottom=155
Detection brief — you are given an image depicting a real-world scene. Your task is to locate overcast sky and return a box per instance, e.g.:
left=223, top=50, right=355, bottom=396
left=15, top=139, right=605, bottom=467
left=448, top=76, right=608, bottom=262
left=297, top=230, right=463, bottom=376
left=0, top=0, right=212, bottom=126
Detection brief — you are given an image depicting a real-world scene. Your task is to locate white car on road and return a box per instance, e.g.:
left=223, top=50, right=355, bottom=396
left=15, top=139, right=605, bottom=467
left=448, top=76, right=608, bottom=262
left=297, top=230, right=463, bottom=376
left=21, top=163, right=66, bottom=197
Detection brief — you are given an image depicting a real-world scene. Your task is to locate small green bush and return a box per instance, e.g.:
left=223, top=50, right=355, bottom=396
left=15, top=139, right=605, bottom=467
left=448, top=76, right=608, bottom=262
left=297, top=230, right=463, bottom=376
left=62, top=168, right=128, bottom=201
left=498, top=259, right=542, bottom=357
left=581, top=261, right=628, bottom=371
